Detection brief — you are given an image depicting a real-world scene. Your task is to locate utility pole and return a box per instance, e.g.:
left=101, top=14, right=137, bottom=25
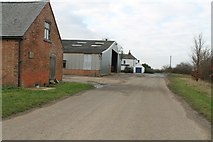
left=169, top=56, right=172, bottom=68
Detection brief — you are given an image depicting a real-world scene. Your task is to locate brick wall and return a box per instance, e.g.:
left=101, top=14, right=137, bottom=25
left=2, top=3, right=63, bottom=87
left=20, top=3, right=63, bottom=87
left=63, top=69, right=101, bottom=77
left=1, top=39, right=19, bottom=86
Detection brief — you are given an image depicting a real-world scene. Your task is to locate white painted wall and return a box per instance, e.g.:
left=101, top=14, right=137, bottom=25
left=133, top=65, right=145, bottom=73
left=121, top=58, right=139, bottom=71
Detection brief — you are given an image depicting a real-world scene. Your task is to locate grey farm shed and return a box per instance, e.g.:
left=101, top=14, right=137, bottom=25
left=62, top=40, right=121, bottom=76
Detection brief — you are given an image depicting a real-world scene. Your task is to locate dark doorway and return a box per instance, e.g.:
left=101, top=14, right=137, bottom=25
left=136, top=67, right=142, bottom=73
left=50, top=54, right=56, bottom=81
left=111, top=50, right=118, bottom=72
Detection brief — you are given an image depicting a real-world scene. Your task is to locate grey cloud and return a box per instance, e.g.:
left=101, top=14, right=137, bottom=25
left=51, top=0, right=210, bottom=69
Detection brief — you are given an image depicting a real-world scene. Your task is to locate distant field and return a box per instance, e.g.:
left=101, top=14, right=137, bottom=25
left=167, top=74, right=211, bottom=122
left=2, top=82, right=94, bottom=118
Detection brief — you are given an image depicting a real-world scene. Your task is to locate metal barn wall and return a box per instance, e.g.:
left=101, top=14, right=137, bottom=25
left=117, top=54, right=121, bottom=72
left=100, top=42, right=120, bottom=75
left=110, top=43, right=121, bottom=73
left=100, top=47, right=112, bottom=75
left=63, top=53, right=100, bottom=70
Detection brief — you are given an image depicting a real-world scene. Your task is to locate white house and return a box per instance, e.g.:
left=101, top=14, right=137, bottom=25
left=120, top=51, right=144, bottom=73
left=120, top=51, right=138, bottom=70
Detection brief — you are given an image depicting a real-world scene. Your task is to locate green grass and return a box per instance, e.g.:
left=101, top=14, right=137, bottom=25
left=167, top=74, right=211, bottom=122
left=2, top=82, right=94, bottom=118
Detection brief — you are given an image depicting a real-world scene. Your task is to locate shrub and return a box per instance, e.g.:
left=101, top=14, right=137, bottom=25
left=124, top=67, right=133, bottom=73
left=172, top=62, right=193, bottom=75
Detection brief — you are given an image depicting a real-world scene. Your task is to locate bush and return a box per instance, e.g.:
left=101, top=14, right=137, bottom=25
left=144, top=68, right=154, bottom=74
left=199, top=59, right=211, bottom=81
left=124, top=67, right=133, bottom=73
left=172, top=62, right=193, bottom=75
left=142, top=63, right=154, bottom=74
left=154, top=69, right=164, bottom=73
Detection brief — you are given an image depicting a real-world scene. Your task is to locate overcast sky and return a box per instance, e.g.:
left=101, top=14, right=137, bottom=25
left=2, top=0, right=211, bottom=69
left=50, top=0, right=211, bottom=69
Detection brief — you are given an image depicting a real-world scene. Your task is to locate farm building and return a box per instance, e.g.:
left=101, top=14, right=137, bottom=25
left=1, top=1, right=63, bottom=87
left=133, top=65, right=145, bottom=74
left=62, top=40, right=121, bottom=76
left=120, top=51, right=144, bottom=73
left=120, top=51, right=139, bottom=71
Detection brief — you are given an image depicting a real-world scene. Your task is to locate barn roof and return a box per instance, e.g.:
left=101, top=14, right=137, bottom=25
left=1, top=1, right=47, bottom=38
left=62, top=40, right=115, bottom=54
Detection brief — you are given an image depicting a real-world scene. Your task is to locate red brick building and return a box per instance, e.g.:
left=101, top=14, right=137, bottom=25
left=1, top=1, right=63, bottom=87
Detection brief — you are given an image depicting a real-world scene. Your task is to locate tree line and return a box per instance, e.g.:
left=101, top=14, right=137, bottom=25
left=162, top=33, right=212, bottom=82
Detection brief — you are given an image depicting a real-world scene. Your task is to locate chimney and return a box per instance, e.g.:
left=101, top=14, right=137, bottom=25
left=128, top=50, right=131, bottom=55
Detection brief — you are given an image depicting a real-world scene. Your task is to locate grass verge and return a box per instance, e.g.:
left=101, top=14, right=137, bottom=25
left=167, top=74, right=211, bottom=122
left=2, top=82, right=94, bottom=118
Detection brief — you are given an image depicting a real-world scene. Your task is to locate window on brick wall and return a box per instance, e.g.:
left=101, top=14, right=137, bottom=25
left=44, top=22, right=51, bottom=40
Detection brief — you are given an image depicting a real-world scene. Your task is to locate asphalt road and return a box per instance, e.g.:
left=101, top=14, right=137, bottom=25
left=2, top=74, right=211, bottom=140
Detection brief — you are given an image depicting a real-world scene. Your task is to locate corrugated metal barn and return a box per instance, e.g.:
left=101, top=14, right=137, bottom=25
left=62, top=40, right=121, bottom=76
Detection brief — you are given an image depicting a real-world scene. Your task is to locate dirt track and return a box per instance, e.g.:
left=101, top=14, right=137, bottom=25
left=2, top=73, right=211, bottom=140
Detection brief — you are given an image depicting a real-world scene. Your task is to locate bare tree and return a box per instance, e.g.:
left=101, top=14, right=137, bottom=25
left=191, top=33, right=211, bottom=81
left=191, top=33, right=205, bottom=71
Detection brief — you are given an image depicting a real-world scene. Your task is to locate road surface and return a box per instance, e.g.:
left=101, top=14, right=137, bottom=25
left=2, top=74, right=211, bottom=140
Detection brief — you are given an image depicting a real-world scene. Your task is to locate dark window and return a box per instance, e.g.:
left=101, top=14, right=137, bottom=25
left=123, top=60, right=126, bottom=64
left=63, top=60, right=66, bottom=68
left=44, top=22, right=51, bottom=40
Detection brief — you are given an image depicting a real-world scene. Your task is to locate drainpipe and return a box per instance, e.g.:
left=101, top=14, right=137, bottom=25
left=18, top=39, right=22, bottom=87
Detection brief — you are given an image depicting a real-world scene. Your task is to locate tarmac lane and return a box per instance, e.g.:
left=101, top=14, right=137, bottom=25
left=2, top=74, right=211, bottom=140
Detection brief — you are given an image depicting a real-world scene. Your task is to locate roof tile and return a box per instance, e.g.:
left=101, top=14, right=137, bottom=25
left=2, top=1, right=47, bottom=37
